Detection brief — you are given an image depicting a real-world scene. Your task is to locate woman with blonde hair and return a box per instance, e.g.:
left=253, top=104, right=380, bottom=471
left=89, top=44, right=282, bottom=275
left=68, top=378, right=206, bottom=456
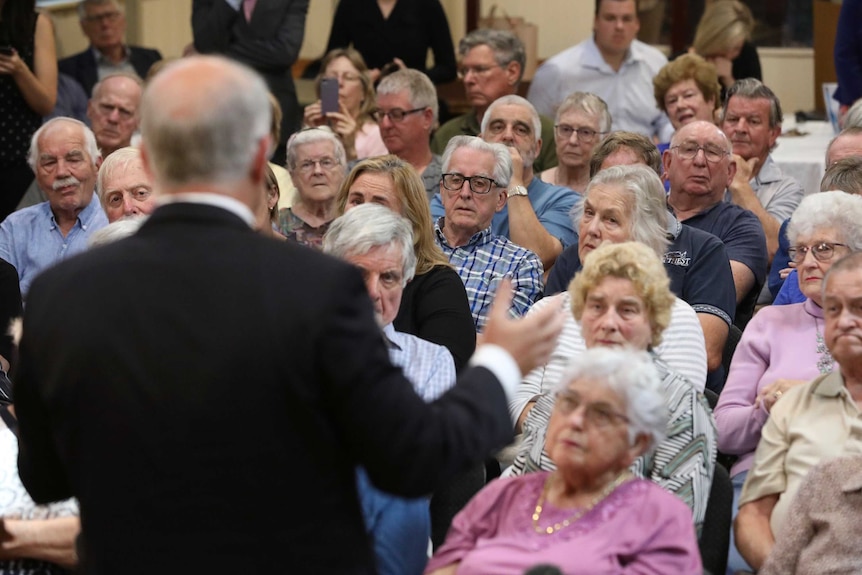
left=338, top=155, right=475, bottom=370
left=691, top=0, right=761, bottom=94
left=303, top=48, right=387, bottom=161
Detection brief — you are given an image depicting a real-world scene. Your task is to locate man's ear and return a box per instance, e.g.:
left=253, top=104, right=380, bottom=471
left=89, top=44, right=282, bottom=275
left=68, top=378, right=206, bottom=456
left=505, top=61, right=521, bottom=87
left=495, top=187, right=507, bottom=212
left=249, top=136, right=271, bottom=185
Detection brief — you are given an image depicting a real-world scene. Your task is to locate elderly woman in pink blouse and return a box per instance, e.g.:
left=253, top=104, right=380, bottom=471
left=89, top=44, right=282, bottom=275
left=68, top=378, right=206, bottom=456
left=715, top=190, right=862, bottom=573
left=425, top=347, right=701, bottom=575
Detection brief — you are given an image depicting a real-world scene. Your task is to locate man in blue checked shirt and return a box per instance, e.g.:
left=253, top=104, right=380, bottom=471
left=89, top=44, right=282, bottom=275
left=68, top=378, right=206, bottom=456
left=324, top=203, right=456, bottom=575
left=433, top=136, right=543, bottom=332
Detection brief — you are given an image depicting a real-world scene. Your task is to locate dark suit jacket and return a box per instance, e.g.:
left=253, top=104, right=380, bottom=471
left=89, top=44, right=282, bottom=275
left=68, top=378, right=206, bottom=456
left=193, top=0, right=309, bottom=140
left=15, top=203, right=512, bottom=575
left=58, top=45, right=162, bottom=96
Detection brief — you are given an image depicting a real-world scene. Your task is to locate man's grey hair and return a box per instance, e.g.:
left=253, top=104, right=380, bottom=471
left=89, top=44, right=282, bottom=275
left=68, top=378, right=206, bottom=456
left=97, top=146, right=143, bottom=200
left=555, top=92, right=612, bottom=134
left=481, top=94, right=541, bottom=144
left=77, top=0, right=122, bottom=20
left=28, top=117, right=100, bottom=171
left=555, top=347, right=668, bottom=449
left=572, top=164, right=670, bottom=257
left=91, top=71, right=144, bottom=100
left=787, top=190, right=862, bottom=252
left=88, top=217, right=145, bottom=248
left=285, top=127, right=346, bottom=172
left=377, top=69, right=439, bottom=124
left=140, top=56, right=271, bottom=188
left=458, top=29, right=525, bottom=84
left=720, top=78, right=783, bottom=129
left=824, top=250, right=862, bottom=288
left=441, top=135, right=513, bottom=189
left=323, top=204, right=417, bottom=286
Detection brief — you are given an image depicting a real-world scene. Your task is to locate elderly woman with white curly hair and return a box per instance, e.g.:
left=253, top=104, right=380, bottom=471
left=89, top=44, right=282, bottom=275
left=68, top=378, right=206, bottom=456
left=426, top=347, right=702, bottom=575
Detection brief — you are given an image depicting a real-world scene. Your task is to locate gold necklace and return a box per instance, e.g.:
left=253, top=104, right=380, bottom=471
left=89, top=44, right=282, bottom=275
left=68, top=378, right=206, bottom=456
left=532, top=471, right=632, bottom=535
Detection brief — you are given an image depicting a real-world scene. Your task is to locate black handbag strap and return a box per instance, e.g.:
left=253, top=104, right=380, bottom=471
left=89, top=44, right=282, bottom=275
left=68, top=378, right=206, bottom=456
left=0, top=404, right=17, bottom=437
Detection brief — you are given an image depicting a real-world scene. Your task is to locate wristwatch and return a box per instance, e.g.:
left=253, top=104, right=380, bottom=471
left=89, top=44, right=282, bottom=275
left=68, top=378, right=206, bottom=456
left=507, top=185, right=528, bottom=198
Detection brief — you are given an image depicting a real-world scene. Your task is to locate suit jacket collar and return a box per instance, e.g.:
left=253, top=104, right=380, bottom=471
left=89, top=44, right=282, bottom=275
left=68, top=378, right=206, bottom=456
left=141, top=202, right=255, bottom=234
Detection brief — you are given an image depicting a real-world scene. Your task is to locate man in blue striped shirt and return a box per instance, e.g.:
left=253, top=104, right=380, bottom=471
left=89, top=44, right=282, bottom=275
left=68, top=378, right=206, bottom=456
left=434, top=136, right=543, bottom=331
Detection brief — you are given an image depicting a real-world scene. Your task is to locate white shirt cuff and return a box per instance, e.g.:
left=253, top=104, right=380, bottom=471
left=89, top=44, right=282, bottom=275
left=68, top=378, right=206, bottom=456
left=470, top=344, right=521, bottom=402
left=225, top=0, right=242, bottom=11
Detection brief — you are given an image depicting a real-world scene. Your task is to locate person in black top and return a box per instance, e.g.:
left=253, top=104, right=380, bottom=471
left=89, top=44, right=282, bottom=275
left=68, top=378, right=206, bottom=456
left=0, top=0, right=57, bottom=219
left=325, top=0, right=456, bottom=85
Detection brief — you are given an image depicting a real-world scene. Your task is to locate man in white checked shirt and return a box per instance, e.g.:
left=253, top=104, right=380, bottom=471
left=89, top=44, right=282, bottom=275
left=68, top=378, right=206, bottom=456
left=324, top=203, right=456, bottom=575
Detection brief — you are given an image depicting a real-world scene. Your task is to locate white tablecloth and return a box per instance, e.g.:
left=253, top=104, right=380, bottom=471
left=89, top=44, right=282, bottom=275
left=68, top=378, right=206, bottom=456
left=772, top=120, right=836, bottom=196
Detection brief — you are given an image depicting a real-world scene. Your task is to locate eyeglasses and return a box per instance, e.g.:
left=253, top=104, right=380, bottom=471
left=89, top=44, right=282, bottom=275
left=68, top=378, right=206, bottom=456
left=371, top=107, right=426, bottom=123
left=787, top=242, right=848, bottom=264
left=554, top=391, right=630, bottom=428
left=440, top=173, right=499, bottom=195
left=554, top=125, right=607, bottom=143
left=83, top=10, right=122, bottom=23
left=457, top=64, right=503, bottom=79
left=297, top=157, right=338, bottom=173
left=671, top=142, right=729, bottom=163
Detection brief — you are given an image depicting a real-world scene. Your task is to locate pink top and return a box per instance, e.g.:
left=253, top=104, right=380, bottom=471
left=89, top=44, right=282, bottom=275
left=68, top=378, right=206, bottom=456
left=425, top=472, right=701, bottom=575
left=355, top=122, right=388, bottom=160
left=714, top=299, right=835, bottom=477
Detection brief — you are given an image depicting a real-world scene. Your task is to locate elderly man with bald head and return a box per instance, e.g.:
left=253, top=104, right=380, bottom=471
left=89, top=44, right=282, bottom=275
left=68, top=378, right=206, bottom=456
left=665, top=120, right=767, bottom=329
left=0, top=118, right=107, bottom=296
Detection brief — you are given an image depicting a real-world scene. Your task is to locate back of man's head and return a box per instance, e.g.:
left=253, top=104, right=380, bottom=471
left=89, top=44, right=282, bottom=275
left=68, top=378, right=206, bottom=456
left=140, top=56, right=271, bottom=189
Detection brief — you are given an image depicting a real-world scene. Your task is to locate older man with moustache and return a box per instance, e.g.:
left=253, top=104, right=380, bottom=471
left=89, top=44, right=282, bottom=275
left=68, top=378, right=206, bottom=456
left=375, top=69, right=442, bottom=200
left=59, top=0, right=161, bottom=96
left=97, top=147, right=155, bottom=223
left=432, top=95, right=576, bottom=273
left=0, top=118, right=107, bottom=296
left=665, top=120, right=767, bottom=331
left=12, top=55, right=564, bottom=574
left=721, top=78, right=803, bottom=263
left=430, top=29, right=557, bottom=173
left=434, top=136, right=543, bottom=332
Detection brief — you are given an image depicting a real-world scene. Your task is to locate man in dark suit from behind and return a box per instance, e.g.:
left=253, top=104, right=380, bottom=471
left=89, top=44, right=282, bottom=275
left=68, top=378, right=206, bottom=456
left=59, top=0, right=162, bottom=96
left=14, top=55, right=564, bottom=575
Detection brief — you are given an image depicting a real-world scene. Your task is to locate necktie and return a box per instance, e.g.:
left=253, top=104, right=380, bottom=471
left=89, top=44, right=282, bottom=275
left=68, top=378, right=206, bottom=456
left=243, top=0, right=257, bottom=22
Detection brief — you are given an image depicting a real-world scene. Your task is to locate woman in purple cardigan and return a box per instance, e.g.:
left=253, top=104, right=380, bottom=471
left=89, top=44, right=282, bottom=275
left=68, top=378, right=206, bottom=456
left=715, top=190, right=862, bottom=574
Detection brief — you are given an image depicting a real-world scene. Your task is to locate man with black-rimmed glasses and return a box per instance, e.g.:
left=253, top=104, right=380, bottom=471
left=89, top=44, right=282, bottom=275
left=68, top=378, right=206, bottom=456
left=433, top=136, right=543, bottom=331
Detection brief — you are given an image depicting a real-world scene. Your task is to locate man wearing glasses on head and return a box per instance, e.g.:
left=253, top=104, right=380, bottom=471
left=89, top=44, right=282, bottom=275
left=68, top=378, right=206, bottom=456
left=59, top=0, right=162, bottom=97
left=433, top=136, right=543, bottom=332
